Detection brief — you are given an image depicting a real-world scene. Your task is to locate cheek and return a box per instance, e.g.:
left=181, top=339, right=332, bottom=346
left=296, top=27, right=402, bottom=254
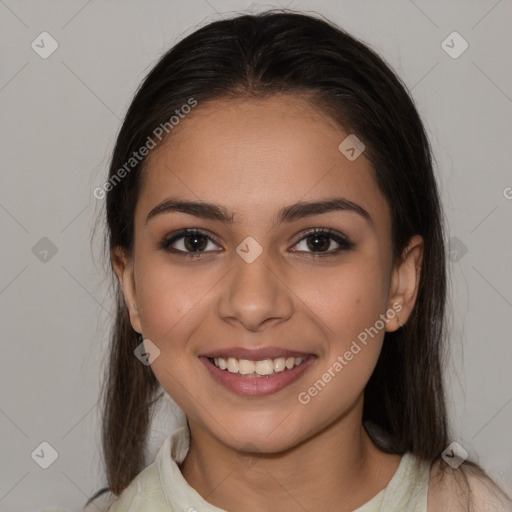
left=133, top=260, right=211, bottom=410
left=134, top=255, right=214, bottom=341
left=291, top=254, right=388, bottom=407
left=295, top=264, right=387, bottom=416
left=294, top=255, right=388, bottom=343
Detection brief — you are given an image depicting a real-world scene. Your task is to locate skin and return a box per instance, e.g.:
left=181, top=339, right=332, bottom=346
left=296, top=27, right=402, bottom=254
left=112, top=94, right=424, bottom=512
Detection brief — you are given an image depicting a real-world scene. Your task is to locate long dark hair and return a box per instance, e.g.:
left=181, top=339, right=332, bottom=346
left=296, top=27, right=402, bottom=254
left=87, top=9, right=509, bottom=507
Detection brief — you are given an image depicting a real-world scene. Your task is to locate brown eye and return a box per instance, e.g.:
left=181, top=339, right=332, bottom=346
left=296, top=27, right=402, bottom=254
left=182, top=234, right=208, bottom=252
left=305, top=233, right=331, bottom=252
left=160, top=229, right=221, bottom=256
left=290, top=228, right=353, bottom=256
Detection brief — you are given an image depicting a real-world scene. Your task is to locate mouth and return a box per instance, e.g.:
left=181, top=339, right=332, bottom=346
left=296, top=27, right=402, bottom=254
left=199, top=348, right=316, bottom=396
left=207, top=355, right=307, bottom=378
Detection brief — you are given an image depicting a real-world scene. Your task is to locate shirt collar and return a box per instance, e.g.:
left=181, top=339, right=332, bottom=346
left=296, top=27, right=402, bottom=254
left=156, top=426, right=228, bottom=512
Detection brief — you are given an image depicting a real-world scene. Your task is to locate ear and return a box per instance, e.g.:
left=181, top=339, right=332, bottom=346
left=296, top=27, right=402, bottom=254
left=111, top=246, right=142, bottom=334
left=385, top=235, right=424, bottom=332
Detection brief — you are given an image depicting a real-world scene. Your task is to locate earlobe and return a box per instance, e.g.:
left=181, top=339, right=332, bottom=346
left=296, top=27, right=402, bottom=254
left=386, top=235, right=424, bottom=332
left=111, top=246, right=142, bottom=334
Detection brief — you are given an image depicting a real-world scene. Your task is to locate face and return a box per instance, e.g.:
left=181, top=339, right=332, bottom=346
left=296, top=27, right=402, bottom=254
left=113, top=94, right=423, bottom=454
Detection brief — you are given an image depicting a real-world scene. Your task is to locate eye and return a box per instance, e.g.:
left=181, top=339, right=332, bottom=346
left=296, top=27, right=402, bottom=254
left=159, top=228, right=222, bottom=257
left=159, top=227, right=353, bottom=259
left=290, top=228, right=353, bottom=257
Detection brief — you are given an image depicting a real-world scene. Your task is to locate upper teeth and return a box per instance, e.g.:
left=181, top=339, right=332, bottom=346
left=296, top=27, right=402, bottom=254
left=213, top=356, right=305, bottom=376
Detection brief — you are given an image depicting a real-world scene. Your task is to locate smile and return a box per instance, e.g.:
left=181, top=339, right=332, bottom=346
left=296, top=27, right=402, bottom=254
left=208, top=356, right=306, bottom=377
left=200, top=349, right=316, bottom=396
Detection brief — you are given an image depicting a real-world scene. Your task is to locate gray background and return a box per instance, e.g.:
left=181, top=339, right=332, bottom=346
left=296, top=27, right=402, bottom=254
left=1, top=0, right=511, bottom=510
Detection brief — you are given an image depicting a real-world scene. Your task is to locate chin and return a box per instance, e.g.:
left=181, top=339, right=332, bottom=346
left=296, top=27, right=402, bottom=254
left=204, top=413, right=309, bottom=454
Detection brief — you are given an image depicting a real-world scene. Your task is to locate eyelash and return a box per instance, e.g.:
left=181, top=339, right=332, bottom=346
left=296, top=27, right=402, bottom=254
left=158, top=228, right=354, bottom=259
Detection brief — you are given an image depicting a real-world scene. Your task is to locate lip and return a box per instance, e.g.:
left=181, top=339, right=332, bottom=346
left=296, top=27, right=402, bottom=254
left=200, top=346, right=311, bottom=360
left=199, top=354, right=316, bottom=396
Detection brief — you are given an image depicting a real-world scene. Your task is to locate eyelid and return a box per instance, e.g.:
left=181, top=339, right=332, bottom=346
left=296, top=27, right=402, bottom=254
left=291, top=227, right=353, bottom=255
left=294, top=227, right=351, bottom=244
left=159, top=228, right=223, bottom=253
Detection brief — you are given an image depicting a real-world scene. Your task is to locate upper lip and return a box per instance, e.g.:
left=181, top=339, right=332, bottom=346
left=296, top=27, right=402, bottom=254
left=201, top=346, right=312, bottom=360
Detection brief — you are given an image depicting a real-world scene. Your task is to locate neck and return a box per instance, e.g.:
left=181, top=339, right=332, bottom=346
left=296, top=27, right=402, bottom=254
left=179, top=398, right=401, bottom=512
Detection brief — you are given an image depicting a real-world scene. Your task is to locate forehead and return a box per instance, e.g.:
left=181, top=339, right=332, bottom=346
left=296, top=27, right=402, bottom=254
left=137, top=95, right=391, bottom=232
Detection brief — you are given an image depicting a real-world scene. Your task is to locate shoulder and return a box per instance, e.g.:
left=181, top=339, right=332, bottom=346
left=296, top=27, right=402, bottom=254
left=427, top=459, right=512, bottom=512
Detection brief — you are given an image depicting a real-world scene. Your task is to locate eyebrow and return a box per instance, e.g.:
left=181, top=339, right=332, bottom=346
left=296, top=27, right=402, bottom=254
left=145, top=197, right=373, bottom=228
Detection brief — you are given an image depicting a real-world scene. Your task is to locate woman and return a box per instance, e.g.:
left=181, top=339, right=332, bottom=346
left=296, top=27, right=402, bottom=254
left=87, top=10, right=511, bottom=511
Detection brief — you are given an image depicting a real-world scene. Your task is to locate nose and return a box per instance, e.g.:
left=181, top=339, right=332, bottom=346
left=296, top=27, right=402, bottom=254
left=217, top=251, right=294, bottom=332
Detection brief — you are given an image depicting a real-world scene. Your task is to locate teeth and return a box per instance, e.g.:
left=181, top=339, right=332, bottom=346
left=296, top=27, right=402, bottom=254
left=255, top=359, right=274, bottom=375
left=238, top=359, right=255, bottom=374
left=273, top=357, right=286, bottom=372
left=212, top=356, right=307, bottom=376
left=227, top=357, right=238, bottom=373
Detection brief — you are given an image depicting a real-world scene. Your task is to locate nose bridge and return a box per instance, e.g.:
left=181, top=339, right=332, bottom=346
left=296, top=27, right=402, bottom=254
left=218, top=248, right=293, bottom=331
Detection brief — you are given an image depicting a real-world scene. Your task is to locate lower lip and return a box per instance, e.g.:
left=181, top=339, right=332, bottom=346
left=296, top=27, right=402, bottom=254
left=199, top=355, right=316, bottom=396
